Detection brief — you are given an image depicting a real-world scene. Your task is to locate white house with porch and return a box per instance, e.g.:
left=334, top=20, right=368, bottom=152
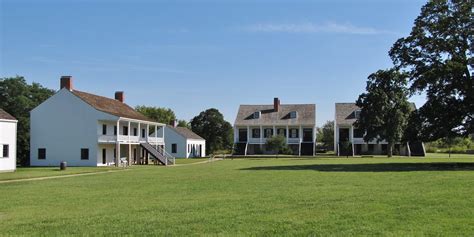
left=334, top=103, right=425, bottom=157
left=0, top=109, right=17, bottom=172
left=30, top=76, right=174, bottom=167
left=233, top=98, right=316, bottom=156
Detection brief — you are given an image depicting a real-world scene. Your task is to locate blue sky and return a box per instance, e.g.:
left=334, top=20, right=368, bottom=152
left=1, top=0, right=427, bottom=126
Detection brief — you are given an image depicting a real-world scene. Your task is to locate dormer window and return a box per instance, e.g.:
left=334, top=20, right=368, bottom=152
left=289, top=111, right=298, bottom=119
left=354, top=110, right=362, bottom=119
left=253, top=111, right=261, bottom=119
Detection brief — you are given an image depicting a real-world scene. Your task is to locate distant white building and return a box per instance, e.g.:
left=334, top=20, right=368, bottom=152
left=334, top=103, right=425, bottom=156
left=0, top=109, right=17, bottom=172
left=165, top=122, right=206, bottom=158
left=30, top=76, right=174, bottom=167
left=233, top=98, right=316, bottom=156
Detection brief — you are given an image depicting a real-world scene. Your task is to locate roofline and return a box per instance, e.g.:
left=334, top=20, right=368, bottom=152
left=239, top=103, right=316, bottom=106
left=0, top=119, right=18, bottom=123
left=166, top=125, right=205, bottom=140
left=118, top=117, right=165, bottom=126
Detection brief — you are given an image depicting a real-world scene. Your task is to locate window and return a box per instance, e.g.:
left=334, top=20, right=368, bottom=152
left=353, top=128, right=364, bottom=138
left=0, top=144, right=9, bottom=158
left=38, top=148, right=46, bottom=160
left=238, top=129, right=248, bottom=142
left=253, top=111, right=261, bottom=119
left=114, top=149, right=117, bottom=158
left=81, top=148, right=89, bottom=160
left=114, top=126, right=117, bottom=135
left=123, top=126, right=129, bottom=136
left=354, top=110, right=362, bottom=119
left=102, top=124, right=107, bottom=135
left=252, top=128, right=261, bottom=138
left=290, top=111, right=298, bottom=119
left=264, top=128, right=273, bottom=138
left=290, top=129, right=299, bottom=138
left=142, top=129, right=146, bottom=138
left=133, top=128, right=138, bottom=136
left=172, top=144, right=177, bottom=153
left=277, top=128, right=286, bottom=137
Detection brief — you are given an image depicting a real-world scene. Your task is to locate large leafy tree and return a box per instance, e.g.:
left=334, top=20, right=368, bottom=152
left=389, top=0, right=473, bottom=139
left=135, top=106, right=176, bottom=124
left=0, top=76, right=55, bottom=166
left=355, top=69, right=412, bottom=157
left=316, top=120, right=334, bottom=151
left=190, top=108, right=233, bottom=154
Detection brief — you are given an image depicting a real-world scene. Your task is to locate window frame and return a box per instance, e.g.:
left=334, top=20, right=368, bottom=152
left=102, top=124, right=107, bottom=135
left=172, top=144, right=177, bottom=153
left=0, top=144, right=9, bottom=158
left=38, top=148, right=46, bottom=160
left=81, top=148, right=89, bottom=160
left=252, top=128, right=261, bottom=138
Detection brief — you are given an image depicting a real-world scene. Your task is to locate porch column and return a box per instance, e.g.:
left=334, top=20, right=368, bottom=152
left=286, top=125, right=289, bottom=143
left=313, top=125, right=316, bottom=156
left=127, top=121, right=131, bottom=165
left=155, top=125, right=158, bottom=150
left=299, top=125, right=302, bottom=156
left=146, top=124, right=150, bottom=142
left=138, top=123, right=141, bottom=141
left=351, top=126, right=355, bottom=157
left=116, top=120, right=120, bottom=167
left=260, top=125, right=263, bottom=150
left=273, top=125, right=276, bottom=138
left=247, top=126, right=250, bottom=142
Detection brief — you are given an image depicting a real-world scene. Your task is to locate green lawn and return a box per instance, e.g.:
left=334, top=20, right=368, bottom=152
left=1, top=156, right=474, bottom=235
left=174, top=158, right=210, bottom=165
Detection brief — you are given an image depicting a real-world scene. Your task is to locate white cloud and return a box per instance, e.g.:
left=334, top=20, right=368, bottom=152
left=242, top=22, right=397, bottom=35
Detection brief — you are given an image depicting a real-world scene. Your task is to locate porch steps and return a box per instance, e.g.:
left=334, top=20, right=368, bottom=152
left=140, top=143, right=174, bottom=166
left=409, top=142, right=426, bottom=157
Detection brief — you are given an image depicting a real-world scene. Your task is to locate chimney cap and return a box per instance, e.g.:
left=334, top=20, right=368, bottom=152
left=114, top=91, right=125, bottom=103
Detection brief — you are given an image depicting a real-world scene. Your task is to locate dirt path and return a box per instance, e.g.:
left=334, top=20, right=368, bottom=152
left=0, top=158, right=223, bottom=184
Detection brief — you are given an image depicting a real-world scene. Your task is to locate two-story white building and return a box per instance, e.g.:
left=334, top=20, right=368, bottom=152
left=334, top=103, right=425, bottom=156
left=0, top=109, right=17, bottom=172
left=233, top=98, right=316, bottom=156
left=30, top=76, right=174, bottom=167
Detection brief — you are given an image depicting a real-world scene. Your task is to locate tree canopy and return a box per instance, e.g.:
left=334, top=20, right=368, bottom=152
left=190, top=108, right=233, bottom=154
left=355, top=69, right=412, bottom=157
left=0, top=76, right=55, bottom=166
left=135, top=106, right=176, bottom=124
left=316, top=120, right=334, bottom=151
left=389, top=0, right=473, bottom=139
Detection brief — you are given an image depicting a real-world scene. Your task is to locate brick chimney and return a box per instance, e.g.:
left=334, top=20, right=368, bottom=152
left=60, top=76, right=73, bottom=91
left=169, top=120, right=177, bottom=128
left=115, top=91, right=125, bottom=103
left=274, top=97, right=280, bottom=112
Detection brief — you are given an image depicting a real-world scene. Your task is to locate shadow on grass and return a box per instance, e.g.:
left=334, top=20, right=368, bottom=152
left=241, top=162, right=474, bottom=172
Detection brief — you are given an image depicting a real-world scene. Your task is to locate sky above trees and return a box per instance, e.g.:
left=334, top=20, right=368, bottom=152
left=1, top=0, right=427, bottom=126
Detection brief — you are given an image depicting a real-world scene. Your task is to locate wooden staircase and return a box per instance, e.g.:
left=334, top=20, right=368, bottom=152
left=140, top=142, right=175, bottom=166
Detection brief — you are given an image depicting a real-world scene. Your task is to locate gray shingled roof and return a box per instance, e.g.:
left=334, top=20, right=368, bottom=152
left=0, top=109, right=16, bottom=120
left=335, top=103, right=360, bottom=126
left=167, top=125, right=204, bottom=140
left=335, top=102, right=417, bottom=126
left=234, top=104, right=316, bottom=126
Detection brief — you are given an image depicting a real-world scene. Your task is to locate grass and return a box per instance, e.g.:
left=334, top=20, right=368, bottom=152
left=174, top=158, right=209, bottom=165
left=0, top=167, right=118, bottom=181
left=0, top=155, right=474, bottom=236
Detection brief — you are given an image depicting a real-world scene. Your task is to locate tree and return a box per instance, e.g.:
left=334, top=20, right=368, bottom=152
left=355, top=69, right=412, bottom=157
left=190, top=108, right=233, bottom=154
left=266, top=135, right=292, bottom=156
left=135, top=106, right=176, bottom=124
left=316, top=120, right=334, bottom=151
left=0, top=76, right=55, bottom=166
left=389, top=0, right=473, bottom=139
left=177, top=119, right=190, bottom=129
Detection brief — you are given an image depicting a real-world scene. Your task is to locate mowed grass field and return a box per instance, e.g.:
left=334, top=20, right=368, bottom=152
left=1, top=155, right=474, bottom=236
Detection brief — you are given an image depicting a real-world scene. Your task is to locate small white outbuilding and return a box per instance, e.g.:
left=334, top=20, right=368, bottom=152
left=0, top=109, right=17, bottom=172
left=165, top=124, right=206, bottom=158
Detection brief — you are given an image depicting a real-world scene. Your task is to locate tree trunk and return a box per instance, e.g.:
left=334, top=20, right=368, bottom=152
left=388, top=142, right=393, bottom=158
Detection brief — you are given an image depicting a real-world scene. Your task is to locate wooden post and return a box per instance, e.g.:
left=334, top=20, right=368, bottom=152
left=116, top=120, right=120, bottom=167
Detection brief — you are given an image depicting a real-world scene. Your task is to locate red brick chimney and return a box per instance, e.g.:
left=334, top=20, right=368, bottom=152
left=169, top=120, right=177, bottom=128
left=115, top=91, right=125, bottom=103
left=60, top=76, right=73, bottom=91
left=274, top=97, right=280, bottom=112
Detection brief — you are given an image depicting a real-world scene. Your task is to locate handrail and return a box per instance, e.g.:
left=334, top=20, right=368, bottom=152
left=156, top=146, right=175, bottom=165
